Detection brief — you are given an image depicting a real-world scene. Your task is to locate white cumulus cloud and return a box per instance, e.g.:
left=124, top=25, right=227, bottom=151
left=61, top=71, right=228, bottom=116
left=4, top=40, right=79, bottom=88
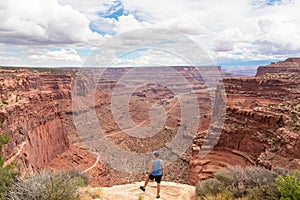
left=255, top=18, right=300, bottom=53
left=114, top=14, right=145, bottom=34
left=0, top=0, right=102, bottom=45
left=29, top=48, right=81, bottom=63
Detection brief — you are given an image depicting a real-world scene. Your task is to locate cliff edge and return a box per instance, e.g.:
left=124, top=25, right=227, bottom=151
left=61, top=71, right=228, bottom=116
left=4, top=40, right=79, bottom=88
left=256, top=58, right=300, bottom=76
left=80, top=181, right=196, bottom=200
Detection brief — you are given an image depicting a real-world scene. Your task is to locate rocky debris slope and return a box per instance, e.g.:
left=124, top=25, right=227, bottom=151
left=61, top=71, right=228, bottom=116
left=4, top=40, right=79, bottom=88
left=44, top=144, right=131, bottom=187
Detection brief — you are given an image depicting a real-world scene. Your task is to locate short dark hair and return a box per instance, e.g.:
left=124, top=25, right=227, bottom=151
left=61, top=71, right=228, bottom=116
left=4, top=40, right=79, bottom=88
left=153, top=151, right=159, bottom=157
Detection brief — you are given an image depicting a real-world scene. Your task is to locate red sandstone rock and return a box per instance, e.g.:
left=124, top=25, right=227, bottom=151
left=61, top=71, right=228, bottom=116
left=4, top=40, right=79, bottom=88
left=189, top=63, right=300, bottom=185
left=0, top=70, right=71, bottom=173
left=256, top=58, right=300, bottom=76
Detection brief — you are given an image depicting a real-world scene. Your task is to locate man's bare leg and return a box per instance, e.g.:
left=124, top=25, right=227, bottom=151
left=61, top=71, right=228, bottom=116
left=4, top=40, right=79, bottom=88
left=143, top=175, right=150, bottom=188
left=157, top=183, right=160, bottom=196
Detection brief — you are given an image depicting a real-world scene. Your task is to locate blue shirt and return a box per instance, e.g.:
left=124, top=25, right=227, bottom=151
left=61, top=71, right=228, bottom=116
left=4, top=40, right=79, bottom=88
left=151, top=160, right=162, bottom=176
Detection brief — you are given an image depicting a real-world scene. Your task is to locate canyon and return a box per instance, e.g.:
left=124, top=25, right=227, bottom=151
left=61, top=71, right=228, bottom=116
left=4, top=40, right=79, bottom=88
left=189, top=58, right=300, bottom=184
left=0, top=58, right=299, bottom=188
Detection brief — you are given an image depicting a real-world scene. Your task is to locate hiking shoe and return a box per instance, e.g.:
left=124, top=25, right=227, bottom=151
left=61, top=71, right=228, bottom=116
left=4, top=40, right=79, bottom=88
left=156, top=195, right=160, bottom=199
left=139, top=186, right=145, bottom=191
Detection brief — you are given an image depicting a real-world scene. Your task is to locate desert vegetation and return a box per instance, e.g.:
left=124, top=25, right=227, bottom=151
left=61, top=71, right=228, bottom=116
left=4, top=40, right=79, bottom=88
left=0, top=134, right=88, bottom=200
left=8, top=170, right=88, bottom=200
left=0, top=134, right=18, bottom=199
left=196, top=166, right=300, bottom=200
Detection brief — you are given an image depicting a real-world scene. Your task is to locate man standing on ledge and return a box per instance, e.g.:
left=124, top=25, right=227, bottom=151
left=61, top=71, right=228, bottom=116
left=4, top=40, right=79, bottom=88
left=140, top=151, right=165, bottom=199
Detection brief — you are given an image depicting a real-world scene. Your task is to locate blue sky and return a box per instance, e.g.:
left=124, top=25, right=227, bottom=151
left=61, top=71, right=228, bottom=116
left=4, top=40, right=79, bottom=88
left=0, top=0, right=299, bottom=72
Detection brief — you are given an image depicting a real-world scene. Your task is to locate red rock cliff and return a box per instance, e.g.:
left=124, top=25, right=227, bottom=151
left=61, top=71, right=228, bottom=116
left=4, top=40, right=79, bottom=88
left=0, top=69, right=72, bottom=172
left=189, top=69, right=300, bottom=185
left=256, top=58, right=300, bottom=76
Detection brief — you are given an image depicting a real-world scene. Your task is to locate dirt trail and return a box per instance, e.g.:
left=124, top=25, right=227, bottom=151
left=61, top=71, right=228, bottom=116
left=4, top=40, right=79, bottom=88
left=81, top=98, right=180, bottom=173
left=4, top=141, right=26, bottom=167
left=85, top=181, right=196, bottom=200
left=82, top=152, right=100, bottom=174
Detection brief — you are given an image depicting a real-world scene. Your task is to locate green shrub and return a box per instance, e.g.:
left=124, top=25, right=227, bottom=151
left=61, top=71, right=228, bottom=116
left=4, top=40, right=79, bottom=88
left=42, top=173, right=78, bottom=200
left=64, top=168, right=88, bottom=187
left=0, top=134, right=18, bottom=199
left=245, top=166, right=278, bottom=186
left=246, top=183, right=280, bottom=200
left=0, top=164, right=18, bottom=199
left=0, top=134, right=10, bottom=149
left=229, top=166, right=283, bottom=198
left=137, top=194, right=144, bottom=200
left=215, top=169, right=234, bottom=186
left=196, top=178, right=225, bottom=199
left=9, top=170, right=88, bottom=200
left=229, top=166, right=248, bottom=197
left=275, top=171, right=300, bottom=200
left=196, top=166, right=290, bottom=200
left=204, top=190, right=233, bottom=200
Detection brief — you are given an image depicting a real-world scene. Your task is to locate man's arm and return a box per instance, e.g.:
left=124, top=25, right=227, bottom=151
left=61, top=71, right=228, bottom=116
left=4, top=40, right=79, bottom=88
left=148, top=160, right=153, bottom=175
left=161, top=160, right=165, bottom=176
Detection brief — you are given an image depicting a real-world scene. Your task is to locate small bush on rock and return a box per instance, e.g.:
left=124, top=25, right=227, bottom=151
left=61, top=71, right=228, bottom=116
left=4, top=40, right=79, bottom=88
left=215, top=169, right=234, bottom=186
left=0, top=134, right=18, bottom=199
left=275, top=171, right=300, bottom=200
left=9, top=170, right=88, bottom=200
left=196, top=178, right=225, bottom=199
left=246, top=183, right=280, bottom=200
left=204, top=190, right=234, bottom=200
left=196, top=166, right=294, bottom=200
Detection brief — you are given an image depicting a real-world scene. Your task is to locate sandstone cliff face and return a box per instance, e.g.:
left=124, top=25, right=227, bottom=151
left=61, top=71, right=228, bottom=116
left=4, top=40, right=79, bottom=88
left=256, top=58, right=300, bottom=76
left=0, top=69, right=71, bottom=172
left=189, top=63, right=300, bottom=185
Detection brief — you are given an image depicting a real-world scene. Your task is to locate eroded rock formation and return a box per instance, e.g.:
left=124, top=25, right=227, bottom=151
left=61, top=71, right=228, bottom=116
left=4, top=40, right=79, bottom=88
left=256, top=58, right=300, bottom=76
left=189, top=60, right=300, bottom=185
left=0, top=69, right=71, bottom=172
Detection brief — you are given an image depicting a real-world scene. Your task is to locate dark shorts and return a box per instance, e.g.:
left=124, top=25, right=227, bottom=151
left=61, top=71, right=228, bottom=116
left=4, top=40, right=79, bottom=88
left=149, top=174, right=162, bottom=183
